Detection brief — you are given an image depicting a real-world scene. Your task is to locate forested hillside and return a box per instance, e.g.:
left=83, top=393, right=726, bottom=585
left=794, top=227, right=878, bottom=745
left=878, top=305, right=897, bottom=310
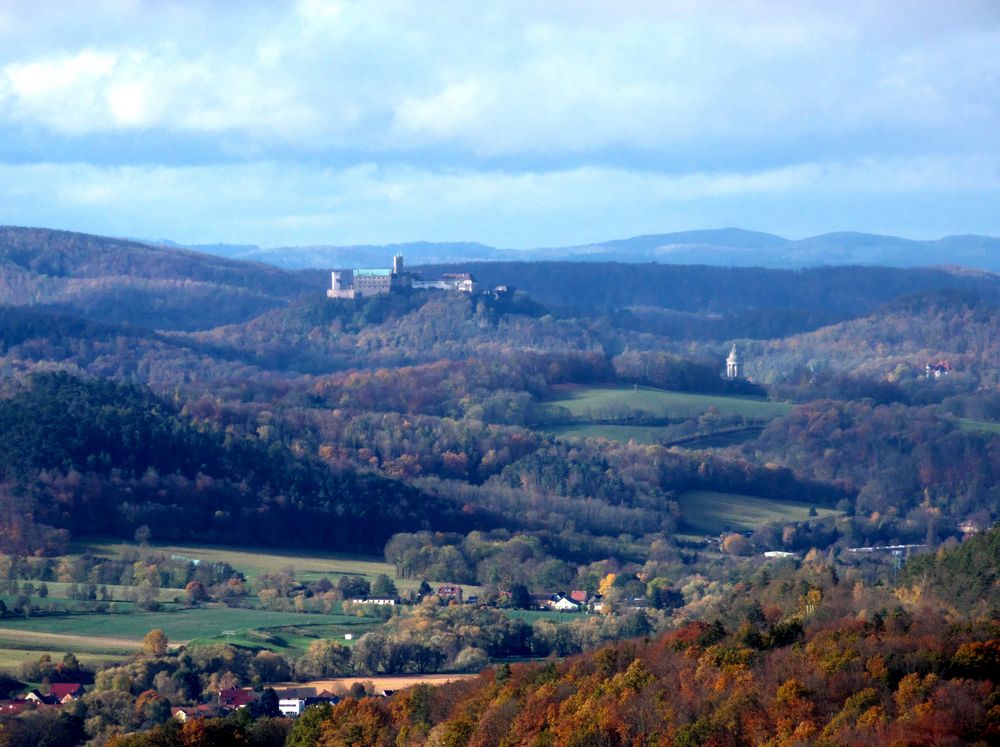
left=0, top=227, right=317, bottom=330
left=416, top=261, right=1000, bottom=314
left=0, top=373, right=460, bottom=554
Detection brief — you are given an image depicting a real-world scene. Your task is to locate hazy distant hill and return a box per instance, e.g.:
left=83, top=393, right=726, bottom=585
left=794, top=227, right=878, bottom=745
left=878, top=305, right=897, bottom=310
left=182, top=229, right=1000, bottom=272
left=191, top=240, right=510, bottom=268
left=0, top=226, right=317, bottom=330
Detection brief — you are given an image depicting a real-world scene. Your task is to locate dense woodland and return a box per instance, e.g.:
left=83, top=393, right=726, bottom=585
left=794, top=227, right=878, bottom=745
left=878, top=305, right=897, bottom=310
left=1, top=227, right=1000, bottom=743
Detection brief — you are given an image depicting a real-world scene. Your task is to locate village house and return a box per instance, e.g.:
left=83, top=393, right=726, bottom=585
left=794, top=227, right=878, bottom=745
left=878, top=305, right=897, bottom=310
left=24, top=689, right=61, bottom=706
left=171, top=705, right=216, bottom=722
left=925, top=361, right=951, bottom=378
left=437, top=585, right=463, bottom=603
left=219, top=687, right=256, bottom=710
left=552, top=596, right=581, bottom=612
left=279, top=698, right=307, bottom=717
left=0, top=699, right=33, bottom=717
left=48, top=683, right=86, bottom=703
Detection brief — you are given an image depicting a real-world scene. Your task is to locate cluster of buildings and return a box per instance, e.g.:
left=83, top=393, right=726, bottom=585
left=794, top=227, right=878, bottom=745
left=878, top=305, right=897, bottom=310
left=0, top=683, right=86, bottom=717
left=925, top=360, right=951, bottom=378
left=201, top=686, right=397, bottom=720
left=327, top=255, right=477, bottom=299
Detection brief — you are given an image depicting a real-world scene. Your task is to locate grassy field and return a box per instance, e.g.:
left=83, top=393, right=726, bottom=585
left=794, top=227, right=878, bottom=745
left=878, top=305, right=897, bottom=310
left=544, top=423, right=763, bottom=447
left=0, top=606, right=375, bottom=646
left=542, top=385, right=792, bottom=422
left=186, top=620, right=384, bottom=654
left=0, top=541, right=489, bottom=669
left=503, top=609, right=584, bottom=624
left=543, top=423, right=676, bottom=444
left=79, top=541, right=482, bottom=595
left=678, top=490, right=841, bottom=535
left=0, top=646, right=124, bottom=670
left=957, top=417, right=1000, bottom=435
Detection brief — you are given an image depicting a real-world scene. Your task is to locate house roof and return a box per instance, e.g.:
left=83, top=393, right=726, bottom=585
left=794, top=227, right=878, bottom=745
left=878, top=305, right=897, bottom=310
left=219, top=688, right=255, bottom=707
left=49, top=683, right=84, bottom=699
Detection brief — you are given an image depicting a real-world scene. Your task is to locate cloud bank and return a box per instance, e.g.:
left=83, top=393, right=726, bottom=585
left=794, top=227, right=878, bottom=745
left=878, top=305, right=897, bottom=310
left=0, top=1, right=997, bottom=246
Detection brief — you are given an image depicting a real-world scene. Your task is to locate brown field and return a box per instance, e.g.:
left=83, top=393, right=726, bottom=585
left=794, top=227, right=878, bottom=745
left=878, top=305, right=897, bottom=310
left=278, top=673, right=479, bottom=693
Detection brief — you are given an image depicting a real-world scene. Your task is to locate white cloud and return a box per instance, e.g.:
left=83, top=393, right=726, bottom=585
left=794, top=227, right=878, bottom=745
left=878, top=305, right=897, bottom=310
left=0, top=2, right=995, bottom=155
left=0, top=2, right=997, bottom=243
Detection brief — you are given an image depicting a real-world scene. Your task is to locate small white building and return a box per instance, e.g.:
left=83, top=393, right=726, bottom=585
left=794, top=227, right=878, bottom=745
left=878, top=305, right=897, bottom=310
left=279, top=699, right=306, bottom=717
left=552, top=596, right=580, bottom=612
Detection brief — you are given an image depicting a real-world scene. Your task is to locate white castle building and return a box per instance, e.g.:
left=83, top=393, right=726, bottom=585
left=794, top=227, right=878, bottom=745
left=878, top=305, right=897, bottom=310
left=327, top=255, right=477, bottom=299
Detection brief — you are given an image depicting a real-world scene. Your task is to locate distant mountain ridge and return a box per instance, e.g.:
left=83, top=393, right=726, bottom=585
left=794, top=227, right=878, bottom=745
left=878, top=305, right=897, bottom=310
left=174, top=228, right=1000, bottom=272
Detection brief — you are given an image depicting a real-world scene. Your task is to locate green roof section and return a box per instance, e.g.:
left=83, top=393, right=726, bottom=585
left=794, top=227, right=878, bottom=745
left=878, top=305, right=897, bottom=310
left=355, top=268, right=392, bottom=276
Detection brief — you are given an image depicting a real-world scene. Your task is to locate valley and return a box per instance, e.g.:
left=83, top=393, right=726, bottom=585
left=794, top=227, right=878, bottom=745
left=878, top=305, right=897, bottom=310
left=0, top=227, right=997, bottom=743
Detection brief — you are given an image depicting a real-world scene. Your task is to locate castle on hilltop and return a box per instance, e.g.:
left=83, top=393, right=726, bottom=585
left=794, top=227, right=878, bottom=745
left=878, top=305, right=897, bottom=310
left=327, top=255, right=477, bottom=299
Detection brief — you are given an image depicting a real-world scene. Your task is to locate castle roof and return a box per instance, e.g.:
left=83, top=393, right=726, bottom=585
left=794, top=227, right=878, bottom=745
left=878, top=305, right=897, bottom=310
left=356, top=268, right=392, bottom=277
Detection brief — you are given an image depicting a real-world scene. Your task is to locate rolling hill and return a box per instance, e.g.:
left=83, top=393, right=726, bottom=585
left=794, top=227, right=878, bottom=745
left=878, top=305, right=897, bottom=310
left=0, top=226, right=318, bottom=331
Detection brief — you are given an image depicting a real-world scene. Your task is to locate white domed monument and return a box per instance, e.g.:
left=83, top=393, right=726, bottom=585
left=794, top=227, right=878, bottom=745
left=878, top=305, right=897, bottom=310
left=726, top=344, right=745, bottom=380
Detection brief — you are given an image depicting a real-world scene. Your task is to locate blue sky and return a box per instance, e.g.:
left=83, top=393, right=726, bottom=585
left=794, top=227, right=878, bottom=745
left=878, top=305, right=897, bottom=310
left=0, top=0, right=998, bottom=248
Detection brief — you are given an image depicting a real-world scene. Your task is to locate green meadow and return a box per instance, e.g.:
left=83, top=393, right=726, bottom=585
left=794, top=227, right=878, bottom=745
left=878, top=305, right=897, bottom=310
left=542, top=385, right=791, bottom=422
left=957, top=417, right=1000, bottom=435
left=678, top=490, right=841, bottom=535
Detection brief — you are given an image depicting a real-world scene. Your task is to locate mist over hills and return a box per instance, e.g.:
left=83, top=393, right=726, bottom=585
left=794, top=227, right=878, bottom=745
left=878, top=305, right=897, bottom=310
left=175, top=228, right=1000, bottom=272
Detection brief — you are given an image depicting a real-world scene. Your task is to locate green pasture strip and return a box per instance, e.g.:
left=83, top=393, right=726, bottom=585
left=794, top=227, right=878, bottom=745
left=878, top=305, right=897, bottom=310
left=542, top=385, right=791, bottom=421
left=187, top=620, right=382, bottom=655
left=0, top=647, right=124, bottom=671
left=41, top=581, right=182, bottom=603
left=76, top=540, right=483, bottom=596
left=0, top=594, right=147, bottom=613
left=544, top=423, right=763, bottom=447
left=957, top=417, right=1000, bottom=435
left=79, top=541, right=395, bottom=582
left=543, top=423, right=675, bottom=444
left=0, top=606, right=378, bottom=643
left=0, top=637, right=135, bottom=657
left=1, top=581, right=183, bottom=605
left=502, top=609, right=584, bottom=624
left=678, top=490, right=841, bottom=535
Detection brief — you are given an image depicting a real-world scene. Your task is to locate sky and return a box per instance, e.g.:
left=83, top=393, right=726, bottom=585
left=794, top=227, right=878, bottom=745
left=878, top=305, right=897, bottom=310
left=0, top=0, right=998, bottom=249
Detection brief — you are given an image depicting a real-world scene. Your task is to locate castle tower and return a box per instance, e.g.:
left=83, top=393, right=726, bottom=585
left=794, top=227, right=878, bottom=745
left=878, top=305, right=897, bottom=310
left=393, top=255, right=404, bottom=275
left=726, top=344, right=744, bottom=380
